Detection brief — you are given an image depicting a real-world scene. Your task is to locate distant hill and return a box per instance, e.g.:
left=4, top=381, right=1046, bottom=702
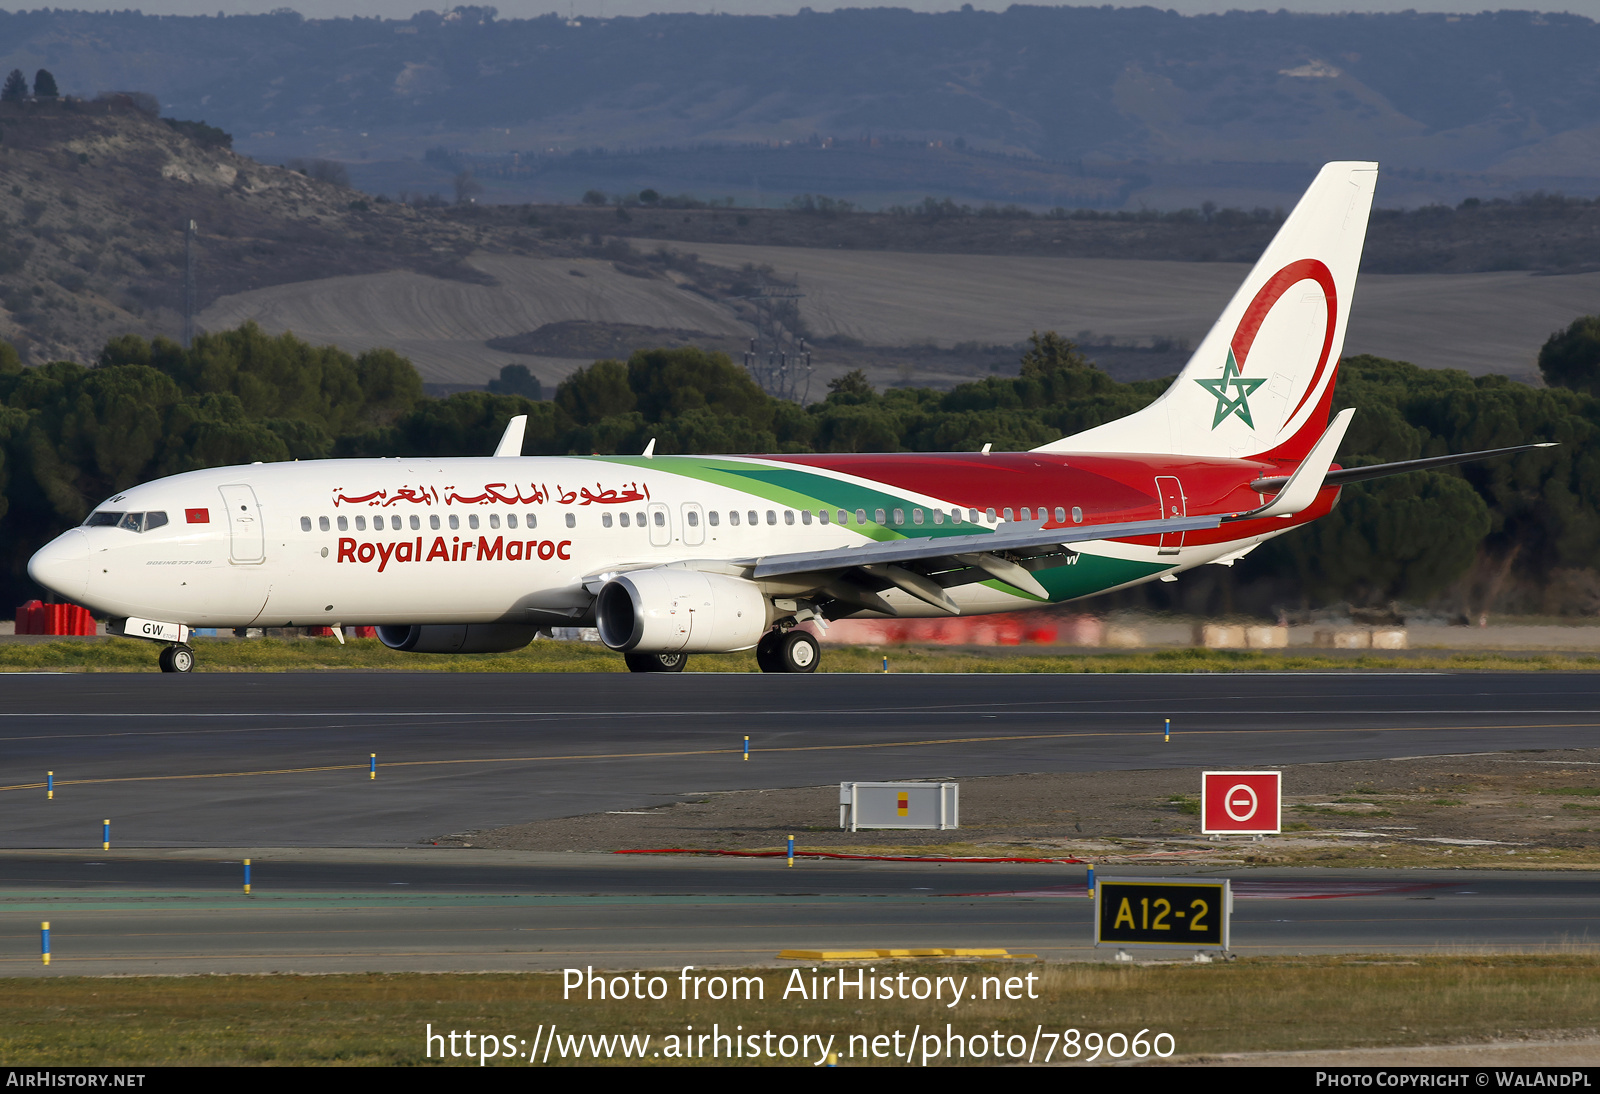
left=0, top=98, right=488, bottom=364
left=8, top=7, right=1600, bottom=208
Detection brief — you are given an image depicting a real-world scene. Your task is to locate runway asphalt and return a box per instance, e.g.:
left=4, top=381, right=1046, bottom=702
left=2, top=671, right=1598, bottom=848
left=1, top=853, right=1592, bottom=974
left=1, top=671, right=1595, bottom=973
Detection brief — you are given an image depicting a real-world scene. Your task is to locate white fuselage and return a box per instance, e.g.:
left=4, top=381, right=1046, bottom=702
left=28, top=454, right=1259, bottom=631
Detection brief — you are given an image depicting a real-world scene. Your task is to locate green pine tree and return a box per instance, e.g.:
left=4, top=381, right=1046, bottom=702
left=32, top=70, right=59, bottom=99
left=0, top=70, right=26, bottom=102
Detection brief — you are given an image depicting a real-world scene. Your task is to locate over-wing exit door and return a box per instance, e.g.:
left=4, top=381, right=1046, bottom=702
left=1155, top=476, right=1186, bottom=555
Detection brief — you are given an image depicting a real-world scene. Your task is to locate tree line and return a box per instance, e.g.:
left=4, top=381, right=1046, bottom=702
left=0, top=322, right=1595, bottom=618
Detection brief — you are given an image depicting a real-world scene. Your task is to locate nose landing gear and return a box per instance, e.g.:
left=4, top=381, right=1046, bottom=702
left=157, top=644, right=195, bottom=674
left=755, top=628, right=820, bottom=673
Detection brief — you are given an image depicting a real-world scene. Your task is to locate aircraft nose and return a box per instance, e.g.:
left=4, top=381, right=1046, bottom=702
left=28, top=529, right=89, bottom=602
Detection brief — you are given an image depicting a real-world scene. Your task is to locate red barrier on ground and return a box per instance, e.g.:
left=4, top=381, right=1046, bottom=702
left=15, top=600, right=95, bottom=636
left=821, top=613, right=1099, bottom=647
left=304, top=626, right=335, bottom=637
left=355, top=626, right=377, bottom=638
left=615, top=848, right=1084, bottom=864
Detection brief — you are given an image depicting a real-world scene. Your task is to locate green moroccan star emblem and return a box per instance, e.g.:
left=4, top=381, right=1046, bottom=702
left=1195, top=348, right=1266, bottom=429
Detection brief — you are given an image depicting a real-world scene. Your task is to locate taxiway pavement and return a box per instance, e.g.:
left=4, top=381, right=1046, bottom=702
left=1, top=672, right=1597, bottom=848
left=0, top=853, right=1591, bottom=975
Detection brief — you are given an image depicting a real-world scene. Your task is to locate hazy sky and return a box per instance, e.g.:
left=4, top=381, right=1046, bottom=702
left=46, top=1, right=1600, bottom=21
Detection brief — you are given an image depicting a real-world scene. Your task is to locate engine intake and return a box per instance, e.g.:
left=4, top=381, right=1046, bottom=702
left=595, top=570, right=767, bottom=653
left=375, top=624, right=540, bottom=654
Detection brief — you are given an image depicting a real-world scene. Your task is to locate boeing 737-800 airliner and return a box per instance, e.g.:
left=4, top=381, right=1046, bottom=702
left=26, top=162, right=1547, bottom=673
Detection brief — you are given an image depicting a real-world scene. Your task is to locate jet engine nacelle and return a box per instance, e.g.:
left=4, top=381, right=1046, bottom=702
left=375, top=624, right=540, bottom=654
left=595, top=569, right=768, bottom=653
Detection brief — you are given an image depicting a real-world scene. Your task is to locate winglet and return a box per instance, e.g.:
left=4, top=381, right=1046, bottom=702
left=1226, top=407, right=1355, bottom=521
left=643, top=438, right=656, bottom=459
left=493, top=415, right=527, bottom=458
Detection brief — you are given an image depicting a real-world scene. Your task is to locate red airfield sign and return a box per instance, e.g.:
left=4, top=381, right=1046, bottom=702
left=1201, top=771, right=1282, bottom=834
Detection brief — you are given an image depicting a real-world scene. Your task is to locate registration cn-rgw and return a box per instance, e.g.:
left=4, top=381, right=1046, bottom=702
left=26, top=162, right=1551, bottom=673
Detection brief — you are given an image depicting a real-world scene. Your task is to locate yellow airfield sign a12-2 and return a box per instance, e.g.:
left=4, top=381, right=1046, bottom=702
left=1095, top=878, right=1232, bottom=951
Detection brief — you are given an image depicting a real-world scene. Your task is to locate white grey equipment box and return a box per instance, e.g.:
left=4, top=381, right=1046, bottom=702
left=839, top=782, right=959, bottom=831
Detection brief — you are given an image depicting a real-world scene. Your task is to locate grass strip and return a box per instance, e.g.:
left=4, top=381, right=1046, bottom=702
left=2, top=956, right=1597, bottom=1065
left=2, top=637, right=1599, bottom=673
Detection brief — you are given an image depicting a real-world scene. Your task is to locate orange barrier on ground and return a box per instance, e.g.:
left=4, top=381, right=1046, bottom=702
left=15, top=600, right=96, bottom=636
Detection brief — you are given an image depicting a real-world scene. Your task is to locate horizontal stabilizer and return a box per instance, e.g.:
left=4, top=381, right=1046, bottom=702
left=1225, top=408, right=1354, bottom=522
left=1250, top=441, right=1557, bottom=492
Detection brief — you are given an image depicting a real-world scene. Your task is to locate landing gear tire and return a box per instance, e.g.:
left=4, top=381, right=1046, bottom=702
left=158, top=644, right=195, bottom=674
left=755, top=630, right=784, bottom=673
left=624, top=651, right=688, bottom=673
left=757, top=629, right=820, bottom=674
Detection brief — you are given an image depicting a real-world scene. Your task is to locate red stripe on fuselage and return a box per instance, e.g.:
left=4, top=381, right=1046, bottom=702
left=761, top=451, right=1312, bottom=532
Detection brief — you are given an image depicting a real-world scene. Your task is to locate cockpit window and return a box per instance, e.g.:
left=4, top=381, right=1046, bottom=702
left=83, top=511, right=168, bottom=533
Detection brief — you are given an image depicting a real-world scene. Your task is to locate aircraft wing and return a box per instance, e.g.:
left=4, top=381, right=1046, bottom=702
left=748, top=513, right=1224, bottom=580
left=741, top=513, right=1225, bottom=614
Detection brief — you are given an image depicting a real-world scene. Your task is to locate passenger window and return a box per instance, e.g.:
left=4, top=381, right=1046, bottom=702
left=729, top=511, right=740, bottom=526
left=337, top=516, right=348, bottom=531
left=969, top=509, right=981, bottom=523
left=1020, top=507, right=1031, bottom=521
left=653, top=511, right=665, bottom=527
left=892, top=508, right=904, bottom=525
left=985, top=508, right=997, bottom=523
left=448, top=515, right=458, bottom=530
left=602, top=512, right=613, bottom=528
left=1072, top=506, right=1083, bottom=524
left=507, top=514, right=518, bottom=529
left=145, top=512, right=168, bottom=531
left=634, top=511, right=644, bottom=527
left=409, top=514, right=420, bottom=530
left=300, top=516, right=312, bottom=532
left=317, top=516, right=329, bottom=531
left=687, top=511, right=700, bottom=527
left=708, top=511, right=720, bottom=526
left=839, top=510, right=850, bottom=525
left=469, top=514, right=480, bottom=530
left=356, top=516, right=367, bottom=531
left=817, top=509, right=829, bottom=525
left=748, top=510, right=758, bottom=526
left=912, top=509, right=924, bottom=525
left=784, top=510, right=795, bottom=525
left=932, top=509, right=943, bottom=525
left=529, top=513, right=539, bottom=529
left=873, top=508, right=885, bottom=524
left=567, top=512, right=577, bottom=528
left=801, top=510, right=812, bottom=525
left=1055, top=506, right=1066, bottom=523
left=1003, top=508, right=1014, bottom=522
left=766, top=510, right=777, bottom=525
left=950, top=509, right=962, bottom=524
left=620, top=512, right=630, bottom=528
left=489, top=513, right=500, bottom=529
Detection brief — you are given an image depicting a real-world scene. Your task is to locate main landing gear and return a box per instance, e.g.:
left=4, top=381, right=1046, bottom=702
left=755, top=628, right=820, bottom=674
left=624, top=651, right=688, bottom=673
left=157, top=644, right=195, bottom=674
